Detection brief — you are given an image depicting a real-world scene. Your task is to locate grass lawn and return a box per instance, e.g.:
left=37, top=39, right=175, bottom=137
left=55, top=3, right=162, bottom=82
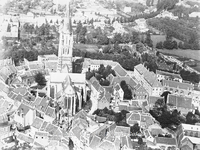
left=74, top=43, right=99, bottom=53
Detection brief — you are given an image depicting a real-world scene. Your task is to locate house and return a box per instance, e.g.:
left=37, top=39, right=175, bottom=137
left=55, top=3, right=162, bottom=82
left=82, top=58, right=118, bottom=73
left=162, top=79, right=194, bottom=96
left=154, top=137, right=177, bottom=149
left=30, top=117, right=44, bottom=136
left=134, top=64, right=163, bottom=96
left=176, top=123, right=200, bottom=149
left=126, top=112, right=154, bottom=128
left=113, top=83, right=124, bottom=105
left=156, top=70, right=182, bottom=83
left=114, top=126, right=130, bottom=137
left=34, top=131, right=49, bottom=147
left=167, top=94, right=193, bottom=114
left=89, top=77, right=111, bottom=114
left=14, top=103, right=36, bottom=127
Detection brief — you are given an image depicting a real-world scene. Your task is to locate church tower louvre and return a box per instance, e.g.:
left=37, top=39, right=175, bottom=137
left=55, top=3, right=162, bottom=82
left=57, top=0, right=73, bottom=73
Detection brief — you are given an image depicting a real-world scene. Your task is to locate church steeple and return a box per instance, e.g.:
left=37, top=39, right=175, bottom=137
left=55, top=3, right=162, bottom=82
left=57, top=0, right=73, bottom=73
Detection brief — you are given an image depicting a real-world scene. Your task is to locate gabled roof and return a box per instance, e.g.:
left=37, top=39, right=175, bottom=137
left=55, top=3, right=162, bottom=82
left=71, top=126, right=82, bottom=140
left=113, top=64, right=127, bottom=77
left=13, top=87, right=28, bottom=96
left=40, top=121, right=48, bottom=131
left=31, top=117, right=44, bottom=129
left=44, top=123, right=58, bottom=135
left=162, top=79, right=193, bottom=90
left=114, top=126, right=130, bottom=135
left=45, top=106, right=56, bottom=118
left=134, top=64, right=147, bottom=75
left=120, top=136, right=133, bottom=149
left=17, top=132, right=34, bottom=143
left=156, top=70, right=182, bottom=79
left=89, top=135, right=101, bottom=149
left=18, top=103, right=32, bottom=115
left=155, top=137, right=177, bottom=146
left=91, top=80, right=101, bottom=91
left=36, top=97, right=49, bottom=113
left=99, top=140, right=118, bottom=150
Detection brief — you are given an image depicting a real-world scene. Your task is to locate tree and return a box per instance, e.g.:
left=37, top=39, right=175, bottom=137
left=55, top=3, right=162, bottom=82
left=120, top=81, right=132, bottom=100
left=131, top=123, right=140, bottom=134
left=34, top=73, right=47, bottom=86
left=156, top=42, right=163, bottom=49
left=97, top=34, right=109, bottom=45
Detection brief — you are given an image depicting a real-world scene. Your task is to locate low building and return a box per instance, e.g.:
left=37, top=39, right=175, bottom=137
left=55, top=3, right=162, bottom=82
left=156, top=70, right=182, bottom=83
left=176, top=123, right=200, bottom=150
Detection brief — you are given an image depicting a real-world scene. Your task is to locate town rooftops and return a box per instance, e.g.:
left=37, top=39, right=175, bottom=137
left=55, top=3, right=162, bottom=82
left=156, top=70, right=182, bottom=79
left=114, top=126, right=130, bottom=136
left=120, top=136, right=133, bottom=149
left=134, top=64, right=147, bottom=75
left=31, top=117, right=44, bottom=129
left=38, top=54, right=58, bottom=60
left=17, top=132, right=34, bottom=143
left=162, top=80, right=194, bottom=90
left=113, top=64, right=127, bottom=77
left=89, top=135, right=101, bottom=149
left=45, top=106, right=56, bottom=118
left=155, top=137, right=177, bottom=146
left=83, top=58, right=118, bottom=69
left=36, top=97, right=49, bottom=113
left=17, top=103, right=32, bottom=115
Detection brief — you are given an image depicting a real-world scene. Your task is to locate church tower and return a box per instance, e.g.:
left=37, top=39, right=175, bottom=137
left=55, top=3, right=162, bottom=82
left=57, top=0, right=73, bottom=73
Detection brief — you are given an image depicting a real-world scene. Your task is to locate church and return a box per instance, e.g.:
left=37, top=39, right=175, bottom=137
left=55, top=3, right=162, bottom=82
left=46, top=0, right=86, bottom=117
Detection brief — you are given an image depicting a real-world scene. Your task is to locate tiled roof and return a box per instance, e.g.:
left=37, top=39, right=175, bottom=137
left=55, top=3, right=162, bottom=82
left=13, top=87, right=27, bottom=96
left=44, top=123, right=58, bottom=135
left=120, top=136, right=133, bottom=149
left=155, top=137, right=176, bottom=146
left=32, top=97, right=42, bottom=107
left=31, top=117, right=44, bottom=129
left=18, top=103, right=32, bottom=115
left=168, top=94, right=193, bottom=109
left=114, top=83, right=121, bottom=91
left=89, top=135, right=101, bottom=149
left=28, top=61, right=44, bottom=70
left=99, top=140, right=117, bottom=150
left=113, top=64, right=127, bottom=77
left=71, top=126, right=82, bottom=140
left=17, top=132, right=34, bottom=143
left=91, top=80, right=101, bottom=91
left=45, top=106, right=56, bottom=118
left=162, top=80, right=193, bottom=90
left=35, top=131, right=49, bottom=137
left=45, top=61, right=57, bottom=71
left=134, top=64, right=147, bottom=75
left=36, top=97, right=49, bottom=113
left=114, top=126, right=130, bottom=135
left=83, top=58, right=118, bottom=69
left=40, top=121, right=48, bottom=131
left=156, top=70, right=182, bottom=79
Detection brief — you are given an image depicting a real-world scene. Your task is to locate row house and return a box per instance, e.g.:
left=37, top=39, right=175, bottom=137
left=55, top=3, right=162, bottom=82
left=162, top=79, right=194, bottom=96
left=176, top=123, right=200, bottom=150
left=89, top=77, right=112, bottom=114
left=156, top=70, right=182, bottom=82
left=126, top=112, right=155, bottom=128
left=134, top=64, right=163, bottom=96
